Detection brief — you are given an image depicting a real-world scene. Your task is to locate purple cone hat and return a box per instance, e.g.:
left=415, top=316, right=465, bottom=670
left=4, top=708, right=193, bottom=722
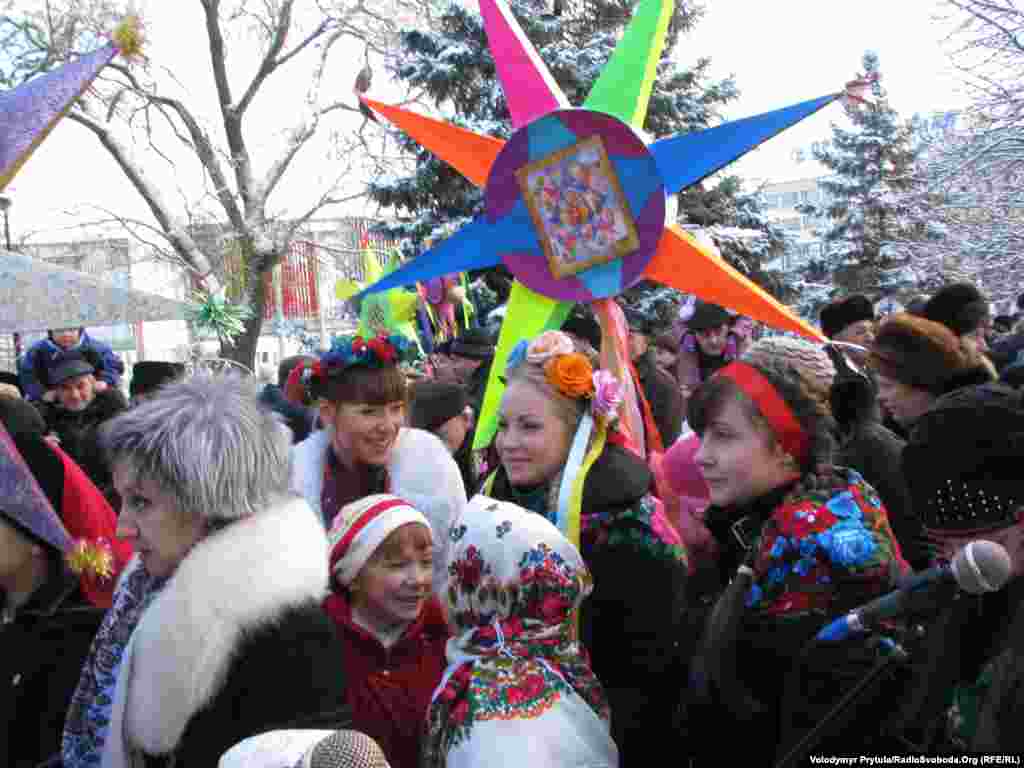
left=0, top=422, right=70, bottom=552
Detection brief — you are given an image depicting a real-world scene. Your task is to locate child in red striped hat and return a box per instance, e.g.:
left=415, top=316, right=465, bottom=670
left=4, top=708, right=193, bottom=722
left=322, top=494, right=450, bottom=768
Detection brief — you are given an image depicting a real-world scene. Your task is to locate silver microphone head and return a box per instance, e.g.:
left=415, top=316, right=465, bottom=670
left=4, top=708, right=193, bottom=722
left=951, top=540, right=1013, bottom=595
left=301, top=730, right=391, bottom=768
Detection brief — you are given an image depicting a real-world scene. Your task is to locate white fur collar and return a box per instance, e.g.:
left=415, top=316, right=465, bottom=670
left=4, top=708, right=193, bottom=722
left=123, top=495, right=329, bottom=755
left=289, top=427, right=460, bottom=525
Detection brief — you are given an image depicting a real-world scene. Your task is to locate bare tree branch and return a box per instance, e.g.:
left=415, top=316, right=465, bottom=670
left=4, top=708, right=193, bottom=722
left=66, top=110, right=223, bottom=291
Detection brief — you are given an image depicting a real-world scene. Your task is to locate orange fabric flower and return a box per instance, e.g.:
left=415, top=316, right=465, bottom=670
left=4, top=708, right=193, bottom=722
left=544, top=353, right=595, bottom=398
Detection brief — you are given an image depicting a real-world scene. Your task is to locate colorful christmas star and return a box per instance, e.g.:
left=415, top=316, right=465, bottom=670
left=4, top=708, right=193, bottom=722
left=358, top=0, right=846, bottom=447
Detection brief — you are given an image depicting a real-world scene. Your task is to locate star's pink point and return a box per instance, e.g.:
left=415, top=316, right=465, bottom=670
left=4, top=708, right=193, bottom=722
left=479, top=0, right=569, bottom=128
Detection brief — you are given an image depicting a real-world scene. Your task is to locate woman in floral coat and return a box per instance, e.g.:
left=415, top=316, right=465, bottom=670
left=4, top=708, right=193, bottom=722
left=684, top=356, right=909, bottom=764
left=424, top=494, right=617, bottom=768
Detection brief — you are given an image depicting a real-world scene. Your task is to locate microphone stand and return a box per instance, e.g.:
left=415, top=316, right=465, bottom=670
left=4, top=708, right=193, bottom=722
left=774, top=636, right=910, bottom=768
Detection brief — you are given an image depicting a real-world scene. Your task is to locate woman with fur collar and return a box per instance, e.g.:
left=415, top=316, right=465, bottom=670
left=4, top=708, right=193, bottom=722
left=61, top=375, right=351, bottom=768
left=290, top=334, right=467, bottom=595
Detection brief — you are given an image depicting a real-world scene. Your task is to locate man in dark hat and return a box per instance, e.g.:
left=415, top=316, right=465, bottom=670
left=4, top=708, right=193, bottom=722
left=561, top=306, right=602, bottom=354
left=898, top=383, right=1024, bottom=753
left=129, top=361, right=186, bottom=406
left=626, top=310, right=683, bottom=447
left=676, top=301, right=734, bottom=406
left=923, top=281, right=992, bottom=355
left=820, top=294, right=875, bottom=367
left=443, top=327, right=495, bottom=414
left=409, top=381, right=477, bottom=494
left=18, top=327, right=124, bottom=402
left=35, top=349, right=127, bottom=500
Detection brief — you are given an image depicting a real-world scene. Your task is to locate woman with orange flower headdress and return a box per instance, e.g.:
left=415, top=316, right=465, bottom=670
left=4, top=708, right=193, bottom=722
left=480, top=330, right=688, bottom=763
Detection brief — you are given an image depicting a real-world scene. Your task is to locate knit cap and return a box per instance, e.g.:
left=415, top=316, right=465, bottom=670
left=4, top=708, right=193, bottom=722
left=327, top=494, right=432, bottom=586
left=904, top=383, right=1024, bottom=532
left=742, top=336, right=837, bottom=401
left=409, top=382, right=468, bottom=433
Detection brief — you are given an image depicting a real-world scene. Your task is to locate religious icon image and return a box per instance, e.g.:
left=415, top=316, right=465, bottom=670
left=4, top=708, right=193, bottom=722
left=517, top=136, right=640, bottom=279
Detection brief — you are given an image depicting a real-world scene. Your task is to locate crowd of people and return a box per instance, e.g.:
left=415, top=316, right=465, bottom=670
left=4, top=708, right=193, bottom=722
left=2, top=278, right=1024, bottom=767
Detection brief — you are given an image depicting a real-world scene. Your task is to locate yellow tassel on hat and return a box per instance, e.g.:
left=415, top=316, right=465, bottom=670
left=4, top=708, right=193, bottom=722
left=111, top=15, right=145, bottom=59
left=66, top=538, right=115, bottom=582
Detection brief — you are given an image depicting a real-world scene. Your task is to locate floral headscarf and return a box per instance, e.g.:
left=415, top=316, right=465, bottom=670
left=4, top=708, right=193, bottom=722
left=62, top=557, right=160, bottom=767
left=423, top=495, right=616, bottom=768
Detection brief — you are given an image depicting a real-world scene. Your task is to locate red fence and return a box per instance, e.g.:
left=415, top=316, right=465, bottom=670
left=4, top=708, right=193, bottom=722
left=262, top=240, right=321, bottom=320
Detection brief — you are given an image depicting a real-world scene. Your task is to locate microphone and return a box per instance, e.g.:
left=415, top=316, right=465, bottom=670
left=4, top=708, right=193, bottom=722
left=218, top=730, right=390, bottom=768
left=815, top=540, right=1012, bottom=643
left=301, top=730, right=392, bottom=768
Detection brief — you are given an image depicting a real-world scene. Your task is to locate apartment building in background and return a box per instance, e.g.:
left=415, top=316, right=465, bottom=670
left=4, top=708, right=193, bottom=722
left=758, top=177, right=830, bottom=273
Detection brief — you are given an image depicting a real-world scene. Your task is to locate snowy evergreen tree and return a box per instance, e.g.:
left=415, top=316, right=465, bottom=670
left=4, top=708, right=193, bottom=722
left=677, top=176, right=791, bottom=292
left=799, top=52, right=920, bottom=298
left=367, top=0, right=739, bottom=254
left=895, top=117, right=1024, bottom=304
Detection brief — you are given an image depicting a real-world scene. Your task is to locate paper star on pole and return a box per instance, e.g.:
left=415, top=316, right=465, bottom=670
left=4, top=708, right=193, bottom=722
left=357, top=0, right=848, bottom=448
left=0, top=16, right=144, bottom=193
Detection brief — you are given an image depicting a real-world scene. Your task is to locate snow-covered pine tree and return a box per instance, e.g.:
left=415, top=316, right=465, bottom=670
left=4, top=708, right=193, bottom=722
left=366, top=0, right=739, bottom=260
left=799, top=51, right=920, bottom=299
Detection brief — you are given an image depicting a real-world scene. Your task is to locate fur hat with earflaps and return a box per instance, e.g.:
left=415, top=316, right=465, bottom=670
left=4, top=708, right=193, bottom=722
left=870, top=313, right=970, bottom=395
left=819, top=294, right=875, bottom=339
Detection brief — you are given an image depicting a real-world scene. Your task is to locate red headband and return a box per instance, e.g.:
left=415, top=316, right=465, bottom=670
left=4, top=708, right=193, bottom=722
left=717, top=361, right=809, bottom=464
left=329, top=497, right=409, bottom=569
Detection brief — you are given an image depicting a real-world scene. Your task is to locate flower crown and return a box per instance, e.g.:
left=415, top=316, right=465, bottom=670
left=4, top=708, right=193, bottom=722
left=304, top=333, right=414, bottom=385
left=507, top=331, right=623, bottom=423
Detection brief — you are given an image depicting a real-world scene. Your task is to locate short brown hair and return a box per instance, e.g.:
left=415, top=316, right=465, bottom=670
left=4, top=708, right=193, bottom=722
left=345, top=522, right=433, bottom=593
left=320, top=365, right=408, bottom=406
left=368, top=521, right=433, bottom=563
left=687, top=358, right=834, bottom=473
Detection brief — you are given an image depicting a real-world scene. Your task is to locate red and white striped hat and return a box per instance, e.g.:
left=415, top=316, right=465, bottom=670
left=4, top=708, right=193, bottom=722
left=327, top=494, right=431, bottom=585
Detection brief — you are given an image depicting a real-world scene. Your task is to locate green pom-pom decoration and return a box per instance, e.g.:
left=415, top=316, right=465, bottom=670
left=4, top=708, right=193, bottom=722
left=186, top=291, right=255, bottom=345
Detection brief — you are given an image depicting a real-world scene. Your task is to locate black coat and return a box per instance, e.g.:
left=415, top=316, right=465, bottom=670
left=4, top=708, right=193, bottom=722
left=488, top=445, right=688, bottom=764
left=144, top=602, right=351, bottom=768
left=105, top=498, right=352, bottom=768
left=635, top=349, right=684, bottom=447
left=36, top=388, right=127, bottom=497
left=1, top=569, right=103, bottom=768
left=839, top=421, right=927, bottom=569
left=258, top=383, right=319, bottom=444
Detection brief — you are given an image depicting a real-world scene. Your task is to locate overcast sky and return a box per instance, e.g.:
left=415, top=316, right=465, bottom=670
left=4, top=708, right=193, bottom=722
left=6, top=0, right=968, bottom=241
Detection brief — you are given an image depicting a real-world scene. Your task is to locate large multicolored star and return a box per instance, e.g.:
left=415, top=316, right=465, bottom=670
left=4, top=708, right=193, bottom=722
left=358, top=0, right=845, bottom=446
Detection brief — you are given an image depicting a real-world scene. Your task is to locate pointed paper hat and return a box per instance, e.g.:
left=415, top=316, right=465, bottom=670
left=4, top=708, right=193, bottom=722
left=356, top=0, right=850, bottom=450
left=0, top=421, right=70, bottom=553
left=0, top=16, right=144, bottom=192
